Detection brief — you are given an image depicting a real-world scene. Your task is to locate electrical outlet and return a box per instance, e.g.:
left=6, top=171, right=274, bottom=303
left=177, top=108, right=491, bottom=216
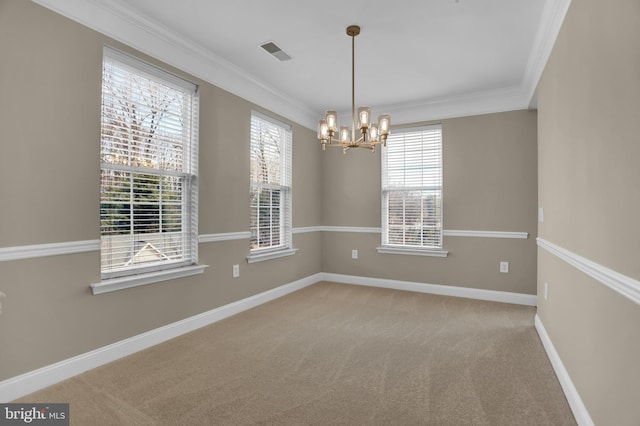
left=538, top=207, right=544, bottom=223
left=352, top=249, right=358, bottom=259
left=232, top=264, right=239, bottom=278
left=499, top=261, right=509, bottom=273
left=544, top=282, right=548, bottom=300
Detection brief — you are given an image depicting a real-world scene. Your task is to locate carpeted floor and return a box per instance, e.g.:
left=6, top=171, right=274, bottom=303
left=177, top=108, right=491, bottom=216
left=16, top=282, right=576, bottom=425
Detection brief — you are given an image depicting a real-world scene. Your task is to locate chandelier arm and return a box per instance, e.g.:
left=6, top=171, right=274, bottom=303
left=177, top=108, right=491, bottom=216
left=327, top=142, right=379, bottom=150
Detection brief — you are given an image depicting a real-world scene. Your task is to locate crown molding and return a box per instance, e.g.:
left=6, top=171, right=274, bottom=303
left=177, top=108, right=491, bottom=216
left=33, top=0, right=569, bottom=129
left=32, top=0, right=318, bottom=129
left=522, top=0, right=573, bottom=104
left=372, top=85, right=532, bottom=126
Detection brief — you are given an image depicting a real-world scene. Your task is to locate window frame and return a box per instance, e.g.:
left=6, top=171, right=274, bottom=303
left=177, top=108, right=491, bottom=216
left=378, top=124, right=448, bottom=258
left=92, top=46, right=205, bottom=294
left=247, top=111, right=296, bottom=263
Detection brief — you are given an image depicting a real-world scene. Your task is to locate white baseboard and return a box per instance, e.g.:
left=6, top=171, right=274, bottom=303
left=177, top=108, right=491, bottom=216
left=322, top=273, right=537, bottom=306
left=0, top=273, right=321, bottom=402
left=0, top=271, right=536, bottom=402
left=534, top=315, right=594, bottom=426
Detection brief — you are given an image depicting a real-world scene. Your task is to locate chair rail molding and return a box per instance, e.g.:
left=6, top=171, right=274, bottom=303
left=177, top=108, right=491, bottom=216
left=0, top=240, right=100, bottom=262
left=537, top=237, right=640, bottom=305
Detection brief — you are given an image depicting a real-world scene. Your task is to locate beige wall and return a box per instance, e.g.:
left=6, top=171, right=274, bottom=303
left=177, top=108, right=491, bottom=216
left=0, top=0, right=321, bottom=380
left=0, top=0, right=540, bottom=386
left=537, top=0, right=640, bottom=424
left=321, top=110, right=539, bottom=295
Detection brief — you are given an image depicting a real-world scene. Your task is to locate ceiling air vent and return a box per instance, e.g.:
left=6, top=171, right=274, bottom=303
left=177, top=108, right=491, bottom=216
left=260, top=41, right=291, bottom=62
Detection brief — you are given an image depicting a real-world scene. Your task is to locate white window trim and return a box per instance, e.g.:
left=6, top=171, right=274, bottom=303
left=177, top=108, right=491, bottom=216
left=376, top=246, right=448, bottom=257
left=380, top=124, right=445, bottom=255
left=246, top=247, right=298, bottom=264
left=97, top=46, right=201, bottom=288
left=249, top=111, right=294, bottom=260
left=91, top=264, right=208, bottom=295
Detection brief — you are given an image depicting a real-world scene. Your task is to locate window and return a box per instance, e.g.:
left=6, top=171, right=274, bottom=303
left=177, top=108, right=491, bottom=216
left=99, top=47, right=199, bottom=280
left=249, top=112, right=294, bottom=262
left=379, top=125, right=446, bottom=257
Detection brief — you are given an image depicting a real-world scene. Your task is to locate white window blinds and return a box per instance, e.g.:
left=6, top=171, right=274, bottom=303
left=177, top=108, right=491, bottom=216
left=100, top=46, right=199, bottom=279
left=381, top=125, right=443, bottom=249
left=249, top=112, right=292, bottom=252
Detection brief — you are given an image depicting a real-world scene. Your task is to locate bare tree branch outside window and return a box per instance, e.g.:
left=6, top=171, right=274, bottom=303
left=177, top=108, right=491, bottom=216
left=100, top=51, right=197, bottom=278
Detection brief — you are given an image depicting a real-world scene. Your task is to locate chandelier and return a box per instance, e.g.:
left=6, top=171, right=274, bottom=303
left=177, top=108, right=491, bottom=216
left=317, top=25, right=390, bottom=153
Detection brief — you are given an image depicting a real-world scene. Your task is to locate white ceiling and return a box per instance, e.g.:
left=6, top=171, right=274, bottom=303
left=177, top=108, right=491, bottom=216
left=35, top=0, right=570, bottom=129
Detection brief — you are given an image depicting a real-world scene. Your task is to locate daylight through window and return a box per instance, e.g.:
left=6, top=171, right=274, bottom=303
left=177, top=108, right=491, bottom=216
left=249, top=112, right=292, bottom=253
left=381, top=125, right=443, bottom=250
left=100, top=47, right=199, bottom=279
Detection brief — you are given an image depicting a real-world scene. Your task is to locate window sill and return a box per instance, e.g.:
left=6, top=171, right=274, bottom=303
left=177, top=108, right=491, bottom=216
left=376, top=246, right=449, bottom=257
left=247, top=248, right=298, bottom=264
left=90, top=264, right=208, bottom=295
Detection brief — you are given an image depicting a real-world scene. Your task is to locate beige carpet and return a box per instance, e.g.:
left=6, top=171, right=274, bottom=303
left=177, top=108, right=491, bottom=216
left=16, top=282, right=576, bottom=425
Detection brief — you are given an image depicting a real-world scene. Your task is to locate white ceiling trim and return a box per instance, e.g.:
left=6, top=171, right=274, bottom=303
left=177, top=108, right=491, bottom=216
left=32, top=0, right=317, bottom=129
left=354, top=85, right=530, bottom=126
left=522, top=0, right=573, bottom=105
left=32, top=0, right=569, bottom=130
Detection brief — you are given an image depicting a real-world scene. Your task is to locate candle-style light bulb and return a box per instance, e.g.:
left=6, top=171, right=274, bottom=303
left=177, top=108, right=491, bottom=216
left=369, top=123, right=379, bottom=142
left=317, top=119, right=328, bottom=141
left=378, top=114, right=391, bottom=135
left=325, top=110, right=338, bottom=134
left=339, top=126, right=350, bottom=143
left=358, top=107, right=370, bottom=131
